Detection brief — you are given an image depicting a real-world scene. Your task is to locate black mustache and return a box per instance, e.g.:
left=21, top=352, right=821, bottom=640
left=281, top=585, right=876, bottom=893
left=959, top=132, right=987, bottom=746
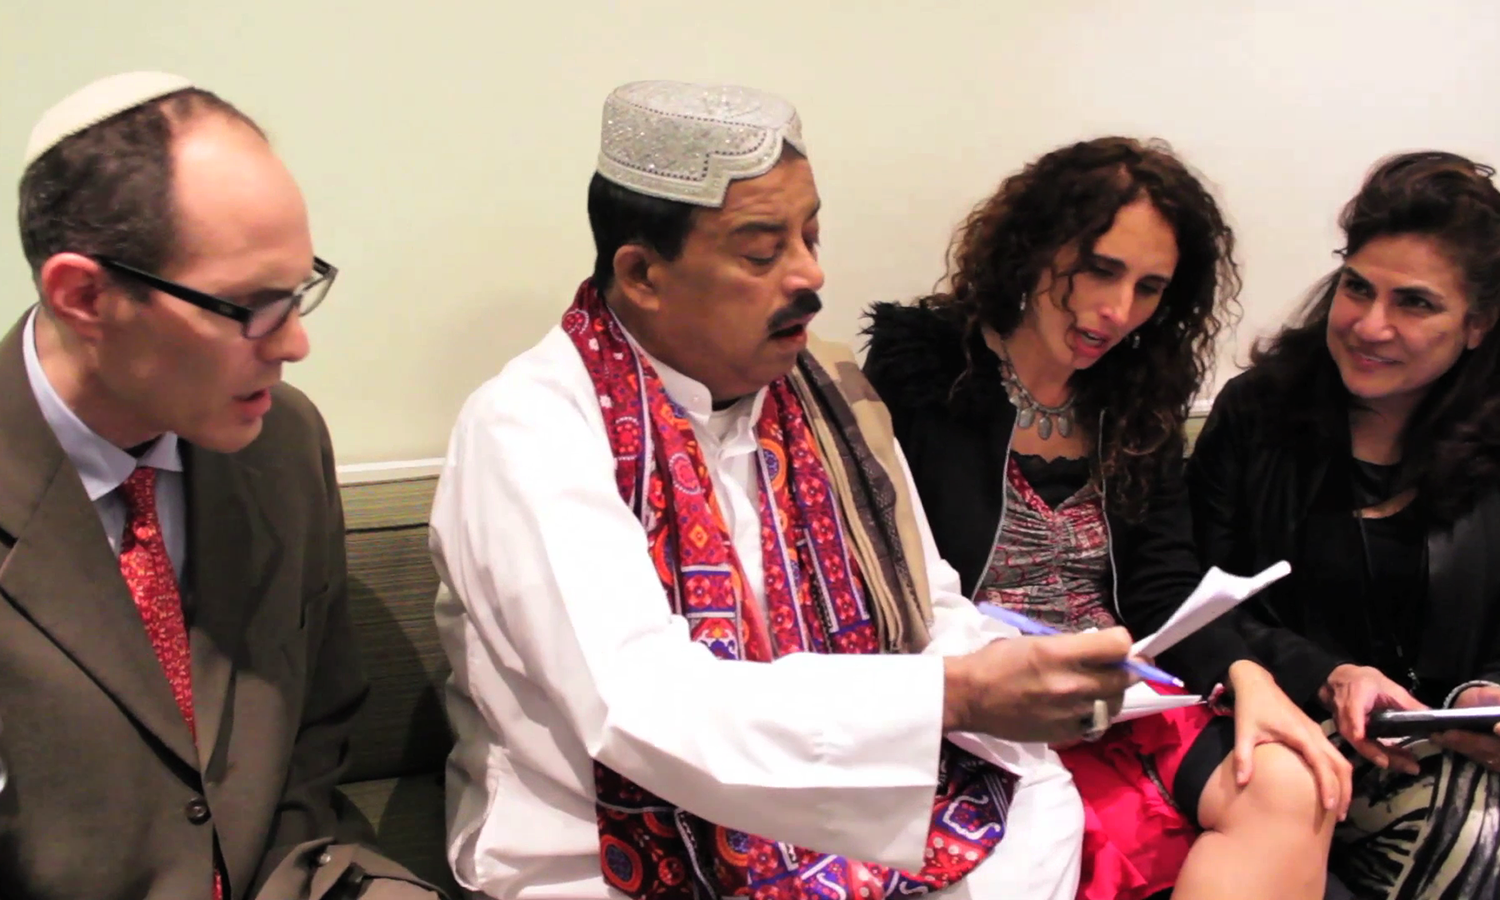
left=767, top=292, right=823, bottom=333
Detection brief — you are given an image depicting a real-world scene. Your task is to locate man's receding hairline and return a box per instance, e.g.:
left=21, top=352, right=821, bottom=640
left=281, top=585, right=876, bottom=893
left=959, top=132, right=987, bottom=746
left=161, top=96, right=267, bottom=142
left=149, top=98, right=275, bottom=279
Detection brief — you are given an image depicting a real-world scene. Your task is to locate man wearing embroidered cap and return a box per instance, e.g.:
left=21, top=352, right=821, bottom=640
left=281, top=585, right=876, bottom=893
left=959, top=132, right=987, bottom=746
left=432, top=80, right=1137, bottom=899
left=0, top=73, right=441, bottom=899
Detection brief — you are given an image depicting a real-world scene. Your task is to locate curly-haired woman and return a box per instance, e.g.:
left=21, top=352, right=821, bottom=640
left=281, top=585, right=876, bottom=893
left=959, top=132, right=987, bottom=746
left=1189, top=151, right=1500, bottom=898
left=862, top=137, right=1349, bottom=900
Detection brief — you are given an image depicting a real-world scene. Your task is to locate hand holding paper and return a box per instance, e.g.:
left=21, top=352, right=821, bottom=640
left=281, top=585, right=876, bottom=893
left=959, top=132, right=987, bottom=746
left=1116, top=561, right=1290, bottom=721
left=975, top=560, right=1292, bottom=722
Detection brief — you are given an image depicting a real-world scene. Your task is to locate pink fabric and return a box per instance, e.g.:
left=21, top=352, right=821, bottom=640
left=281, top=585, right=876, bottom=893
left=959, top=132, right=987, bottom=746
left=1058, top=688, right=1222, bottom=900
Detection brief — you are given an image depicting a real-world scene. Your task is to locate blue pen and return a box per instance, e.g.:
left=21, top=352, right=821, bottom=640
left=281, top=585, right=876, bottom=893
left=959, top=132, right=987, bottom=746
left=976, top=603, right=1186, bottom=689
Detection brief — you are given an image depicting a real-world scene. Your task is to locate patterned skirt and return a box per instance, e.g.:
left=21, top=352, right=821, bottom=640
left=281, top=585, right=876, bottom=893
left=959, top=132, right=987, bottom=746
left=1328, top=722, right=1500, bottom=899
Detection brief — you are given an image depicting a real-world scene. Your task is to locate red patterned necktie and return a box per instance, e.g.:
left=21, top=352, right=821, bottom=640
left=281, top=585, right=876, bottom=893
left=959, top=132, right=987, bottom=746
left=118, top=466, right=223, bottom=900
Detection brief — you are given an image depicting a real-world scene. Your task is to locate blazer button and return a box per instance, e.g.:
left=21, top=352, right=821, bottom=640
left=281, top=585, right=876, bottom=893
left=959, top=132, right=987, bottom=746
left=185, top=797, right=211, bottom=825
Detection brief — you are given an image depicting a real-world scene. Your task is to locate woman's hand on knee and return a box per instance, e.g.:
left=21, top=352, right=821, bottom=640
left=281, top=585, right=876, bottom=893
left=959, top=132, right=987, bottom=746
left=1228, top=660, right=1354, bottom=820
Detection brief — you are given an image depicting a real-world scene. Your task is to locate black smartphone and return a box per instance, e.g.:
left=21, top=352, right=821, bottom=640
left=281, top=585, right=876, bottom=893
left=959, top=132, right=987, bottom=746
left=1366, top=707, right=1500, bottom=739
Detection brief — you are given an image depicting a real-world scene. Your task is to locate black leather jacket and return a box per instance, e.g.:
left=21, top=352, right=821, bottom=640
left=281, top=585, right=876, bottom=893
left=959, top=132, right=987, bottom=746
left=1187, top=369, right=1500, bottom=709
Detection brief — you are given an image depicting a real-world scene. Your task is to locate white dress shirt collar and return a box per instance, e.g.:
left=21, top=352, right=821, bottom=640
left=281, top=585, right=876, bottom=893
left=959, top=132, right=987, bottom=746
left=22, top=308, right=183, bottom=501
left=618, top=322, right=767, bottom=432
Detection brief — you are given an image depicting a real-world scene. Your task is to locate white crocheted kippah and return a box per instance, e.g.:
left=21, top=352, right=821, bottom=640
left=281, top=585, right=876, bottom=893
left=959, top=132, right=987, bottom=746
left=24, top=71, right=195, bottom=169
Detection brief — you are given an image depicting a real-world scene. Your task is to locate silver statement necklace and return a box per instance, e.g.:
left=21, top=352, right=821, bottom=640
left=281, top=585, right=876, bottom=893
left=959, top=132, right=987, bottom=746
left=995, top=343, right=1076, bottom=440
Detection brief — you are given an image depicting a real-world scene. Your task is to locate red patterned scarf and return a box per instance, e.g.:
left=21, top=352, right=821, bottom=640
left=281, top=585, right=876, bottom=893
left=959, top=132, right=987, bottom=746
left=563, top=280, right=1013, bottom=900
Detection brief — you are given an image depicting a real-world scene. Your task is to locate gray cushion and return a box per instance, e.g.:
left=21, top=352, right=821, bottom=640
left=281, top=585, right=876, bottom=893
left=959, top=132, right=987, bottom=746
left=344, top=524, right=453, bottom=783
left=338, top=475, right=456, bottom=895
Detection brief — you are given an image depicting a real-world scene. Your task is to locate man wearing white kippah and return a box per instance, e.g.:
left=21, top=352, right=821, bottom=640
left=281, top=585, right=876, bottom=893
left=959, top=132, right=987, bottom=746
left=431, top=81, right=1138, bottom=900
left=0, top=73, right=442, bottom=899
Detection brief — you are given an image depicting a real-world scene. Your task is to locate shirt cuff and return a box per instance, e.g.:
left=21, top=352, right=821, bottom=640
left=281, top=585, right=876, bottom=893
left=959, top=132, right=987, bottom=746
left=1444, top=680, right=1500, bottom=709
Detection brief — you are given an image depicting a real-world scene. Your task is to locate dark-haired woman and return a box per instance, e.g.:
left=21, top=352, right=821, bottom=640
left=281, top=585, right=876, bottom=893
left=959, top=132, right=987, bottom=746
left=864, top=137, right=1349, bottom=900
left=1189, top=151, right=1500, bottom=898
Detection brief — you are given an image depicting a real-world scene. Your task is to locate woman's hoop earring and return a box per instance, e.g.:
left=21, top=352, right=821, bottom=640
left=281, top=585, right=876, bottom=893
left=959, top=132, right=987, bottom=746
left=1130, top=332, right=1141, bottom=349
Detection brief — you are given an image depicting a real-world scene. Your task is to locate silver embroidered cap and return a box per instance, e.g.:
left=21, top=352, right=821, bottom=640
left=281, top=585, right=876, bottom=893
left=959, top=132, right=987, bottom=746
left=597, top=80, right=807, bottom=208
left=24, top=71, right=195, bottom=169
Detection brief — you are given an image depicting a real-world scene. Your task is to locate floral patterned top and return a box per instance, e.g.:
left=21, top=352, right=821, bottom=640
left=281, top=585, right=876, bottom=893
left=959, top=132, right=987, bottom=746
left=974, top=454, right=1117, bottom=633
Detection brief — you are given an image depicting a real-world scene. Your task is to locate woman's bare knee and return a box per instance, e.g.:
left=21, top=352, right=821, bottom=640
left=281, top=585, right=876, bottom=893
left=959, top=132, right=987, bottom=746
left=1198, top=743, right=1332, bottom=834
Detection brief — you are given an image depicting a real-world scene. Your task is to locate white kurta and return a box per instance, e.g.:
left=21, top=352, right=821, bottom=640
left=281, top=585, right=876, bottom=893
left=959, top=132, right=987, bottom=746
left=430, top=325, right=1083, bottom=900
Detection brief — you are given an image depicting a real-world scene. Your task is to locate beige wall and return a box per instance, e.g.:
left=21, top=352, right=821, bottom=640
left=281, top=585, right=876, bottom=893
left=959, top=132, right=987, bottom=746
left=3, top=1, right=1497, bottom=464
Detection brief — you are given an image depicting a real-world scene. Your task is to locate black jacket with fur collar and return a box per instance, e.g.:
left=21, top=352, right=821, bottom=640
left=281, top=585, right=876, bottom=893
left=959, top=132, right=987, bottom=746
left=862, top=300, right=1250, bottom=694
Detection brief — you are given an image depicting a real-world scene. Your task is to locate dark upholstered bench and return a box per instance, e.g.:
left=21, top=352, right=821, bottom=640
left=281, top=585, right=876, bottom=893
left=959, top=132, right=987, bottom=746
left=336, top=473, right=458, bottom=898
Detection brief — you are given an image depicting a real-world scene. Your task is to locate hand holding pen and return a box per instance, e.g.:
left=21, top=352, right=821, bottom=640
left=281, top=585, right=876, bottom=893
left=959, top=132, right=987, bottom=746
left=976, top=602, right=1185, bottom=689
left=942, top=617, right=1136, bottom=744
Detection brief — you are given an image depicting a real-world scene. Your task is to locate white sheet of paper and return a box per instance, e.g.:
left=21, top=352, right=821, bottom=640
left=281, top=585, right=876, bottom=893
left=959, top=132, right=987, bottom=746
left=1130, top=561, right=1292, bottom=660
left=1115, top=682, right=1204, bottom=723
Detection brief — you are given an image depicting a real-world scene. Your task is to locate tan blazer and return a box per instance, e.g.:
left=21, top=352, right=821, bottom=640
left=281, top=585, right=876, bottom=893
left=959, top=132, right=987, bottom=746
left=0, top=315, right=439, bottom=899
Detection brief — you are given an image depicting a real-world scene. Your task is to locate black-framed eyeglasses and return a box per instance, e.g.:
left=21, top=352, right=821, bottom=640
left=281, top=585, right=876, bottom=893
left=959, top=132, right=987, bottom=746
left=93, top=255, right=337, bottom=339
